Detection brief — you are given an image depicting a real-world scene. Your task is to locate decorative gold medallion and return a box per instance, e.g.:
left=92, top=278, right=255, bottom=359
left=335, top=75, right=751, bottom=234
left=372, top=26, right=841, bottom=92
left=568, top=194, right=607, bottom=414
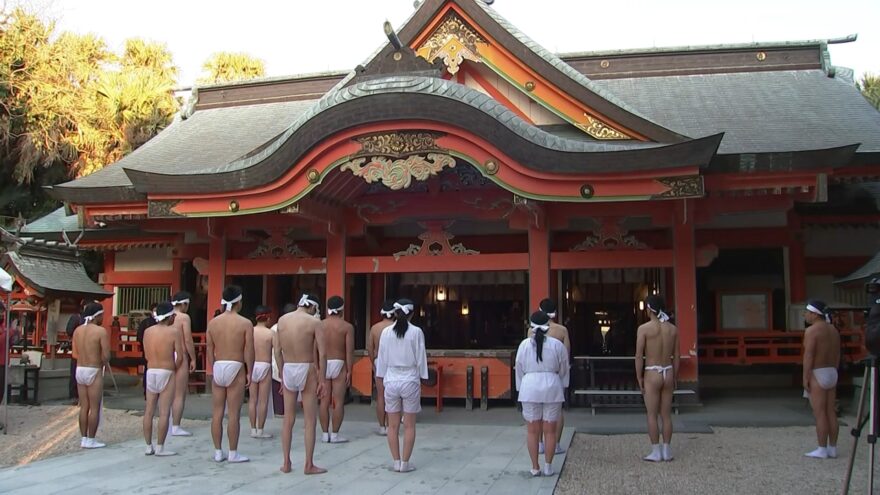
left=574, top=113, right=631, bottom=140
left=228, top=200, right=240, bottom=213
left=484, top=159, right=499, bottom=175
left=307, top=169, right=320, bottom=184
left=415, top=13, right=485, bottom=75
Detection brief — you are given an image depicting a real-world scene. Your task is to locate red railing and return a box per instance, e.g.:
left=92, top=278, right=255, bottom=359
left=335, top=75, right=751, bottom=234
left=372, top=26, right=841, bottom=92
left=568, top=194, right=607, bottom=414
left=698, top=329, right=867, bottom=365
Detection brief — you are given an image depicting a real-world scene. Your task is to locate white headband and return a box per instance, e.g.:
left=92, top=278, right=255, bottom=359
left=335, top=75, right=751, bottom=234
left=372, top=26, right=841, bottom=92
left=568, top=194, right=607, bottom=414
left=647, top=304, right=670, bottom=322
left=171, top=298, right=190, bottom=306
left=806, top=304, right=832, bottom=323
left=380, top=309, right=395, bottom=318
left=83, top=310, right=104, bottom=324
left=394, top=302, right=414, bottom=315
left=328, top=305, right=344, bottom=315
left=298, top=294, right=320, bottom=308
left=221, top=294, right=242, bottom=312
left=545, top=312, right=557, bottom=319
left=154, top=309, right=175, bottom=322
left=530, top=321, right=550, bottom=332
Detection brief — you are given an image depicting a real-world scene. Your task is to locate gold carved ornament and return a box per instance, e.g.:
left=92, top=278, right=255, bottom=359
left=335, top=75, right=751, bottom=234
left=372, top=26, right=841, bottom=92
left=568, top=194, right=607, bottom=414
left=415, top=13, right=485, bottom=75
left=574, top=113, right=631, bottom=140
left=341, top=153, right=456, bottom=190
left=356, top=132, right=442, bottom=157
left=654, top=176, right=704, bottom=198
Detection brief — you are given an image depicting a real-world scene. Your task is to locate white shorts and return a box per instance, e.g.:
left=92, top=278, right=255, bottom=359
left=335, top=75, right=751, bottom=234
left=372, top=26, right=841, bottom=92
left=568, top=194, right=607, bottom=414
left=326, top=359, right=345, bottom=380
left=252, top=361, right=271, bottom=383
left=75, top=366, right=101, bottom=386
left=146, top=368, right=174, bottom=394
left=212, top=360, right=243, bottom=387
left=283, top=363, right=310, bottom=392
left=384, top=380, right=421, bottom=414
left=521, top=402, right=563, bottom=422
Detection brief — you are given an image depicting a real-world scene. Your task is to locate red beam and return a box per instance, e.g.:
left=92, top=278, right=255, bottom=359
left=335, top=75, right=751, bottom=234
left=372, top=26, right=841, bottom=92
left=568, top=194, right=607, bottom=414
left=550, top=250, right=673, bottom=269
left=226, top=258, right=326, bottom=276
left=103, top=271, right=176, bottom=286
left=346, top=253, right=529, bottom=273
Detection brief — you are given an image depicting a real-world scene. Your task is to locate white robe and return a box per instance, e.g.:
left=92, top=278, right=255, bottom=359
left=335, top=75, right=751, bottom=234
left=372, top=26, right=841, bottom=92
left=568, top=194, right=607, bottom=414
left=375, top=323, right=428, bottom=383
left=515, top=336, right=569, bottom=403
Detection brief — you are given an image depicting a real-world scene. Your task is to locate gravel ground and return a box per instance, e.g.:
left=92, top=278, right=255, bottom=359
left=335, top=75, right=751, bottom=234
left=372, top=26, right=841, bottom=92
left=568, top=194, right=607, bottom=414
left=556, top=421, right=870, bottom=495
left=0, top=404, right=209, bottom=468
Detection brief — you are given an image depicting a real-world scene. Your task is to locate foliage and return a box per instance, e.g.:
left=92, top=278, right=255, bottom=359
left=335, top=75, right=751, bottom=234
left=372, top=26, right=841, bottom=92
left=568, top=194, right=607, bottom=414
left=858, top=73, right=880, bottom=111
left=0, top=7, right=180, bottom=220
left=199, top=52, right=265, bottom=84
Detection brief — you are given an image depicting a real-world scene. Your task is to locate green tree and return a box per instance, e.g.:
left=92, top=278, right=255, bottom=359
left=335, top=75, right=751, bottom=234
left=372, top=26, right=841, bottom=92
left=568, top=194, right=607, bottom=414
left=200, top=52, right=265, bottom=84
left=0, top=7, right=179, bottom=220
left=858, top=73, right=880, bottom=111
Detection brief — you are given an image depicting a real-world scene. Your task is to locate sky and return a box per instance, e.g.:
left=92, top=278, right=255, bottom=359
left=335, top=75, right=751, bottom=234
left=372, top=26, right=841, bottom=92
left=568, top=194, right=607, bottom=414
left=24, top=0, right=880, bottom=88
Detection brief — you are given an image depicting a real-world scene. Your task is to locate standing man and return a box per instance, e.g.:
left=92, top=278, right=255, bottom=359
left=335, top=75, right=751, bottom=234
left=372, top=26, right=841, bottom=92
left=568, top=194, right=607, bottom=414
left=635, top=294, right=679, bottom=462
left=66, top=300, right=86, bottom=403
left=367, top=299, right=395, bottom=436
left=142, top=302, right=183, bottom=456
left=271, top=303, right=297, bottom=417
left=803, top=299, right=840, bottom=459
left=136, top=303, right=158, bottom=399
left=169, top=292, right=196, bottom=437
left=71, top=302, right=110, bottom=449
left=535, top=298, right=570, bottom=455
left=206, top=285, right=254, bottom=463
left=275, top=292, right=327, bottom=475
left=249, top=305, right=274, bottom=439
left=319, top=296, right=354, bottom=443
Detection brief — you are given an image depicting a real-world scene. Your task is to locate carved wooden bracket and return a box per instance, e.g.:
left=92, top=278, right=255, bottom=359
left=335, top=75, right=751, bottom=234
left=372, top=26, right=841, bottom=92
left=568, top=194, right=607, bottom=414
left=248, top=229, right=312, bottom=259
left=392, top=221, right=480, bottom=260
left=570, top=217, right=648, bottom=251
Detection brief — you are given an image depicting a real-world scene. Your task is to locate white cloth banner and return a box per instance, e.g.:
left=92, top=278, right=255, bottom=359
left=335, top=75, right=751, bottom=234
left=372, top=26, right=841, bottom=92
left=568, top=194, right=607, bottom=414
left=0, top=266, right=11, bottom=292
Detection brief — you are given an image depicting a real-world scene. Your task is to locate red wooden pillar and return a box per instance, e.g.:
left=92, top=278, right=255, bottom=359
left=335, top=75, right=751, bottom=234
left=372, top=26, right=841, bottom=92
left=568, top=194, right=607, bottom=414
left=171, top=258, right=183, bottom=295
left=101, top=251, right=115, bottom=323
left=788, top=212, right=806, bottom=303
left=265, top=275, right=278, bottom=316
left=207, top=232, right=227, bottom=322
left=673, top=200, right=698, bottom=384
left=528, top=223, right=550, bottom=315
left=326, top=224, right=346, bottom=312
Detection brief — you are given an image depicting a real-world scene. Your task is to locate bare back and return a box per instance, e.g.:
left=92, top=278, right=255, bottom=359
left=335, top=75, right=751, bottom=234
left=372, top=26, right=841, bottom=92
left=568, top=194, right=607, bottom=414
left=368, top=320, right=392, bottom=362
left=277, top=310, right=322, bottom=363
left=548, top=322, right=571, bottom=355
left=638, top=320, right=678, bottom=367
left=253, top=324, right=274, bottom=363
left=172, top=311, right=194, bottom=358
left=805, top=321, right=840, bottom=369
left=143, top=324, right=180, bottom=371
left=207, top=312, right=251, bottom=362
left=72, top=323, right=109, bottom=368
left=322, top=317, right=353, bottom=361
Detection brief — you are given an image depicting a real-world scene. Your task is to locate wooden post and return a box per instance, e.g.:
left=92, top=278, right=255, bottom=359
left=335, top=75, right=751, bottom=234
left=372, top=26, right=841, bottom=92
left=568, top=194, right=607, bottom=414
left=466, top=365, right=474, bottom=410
left=207, top=230, right=227, bottom=324
left=326, top=224, right=346, bottom=311
left=673, top=200, right=698, bottom=384
left=788, top=212, right=806, bottom=303
left=369, top=274, right=385, bottom=326
left=528, top=223, right=550, bottom=316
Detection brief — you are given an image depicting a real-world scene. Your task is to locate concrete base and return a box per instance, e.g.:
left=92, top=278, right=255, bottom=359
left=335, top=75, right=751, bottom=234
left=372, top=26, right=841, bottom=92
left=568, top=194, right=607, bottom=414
left=0, top=418, right=571, bottom=495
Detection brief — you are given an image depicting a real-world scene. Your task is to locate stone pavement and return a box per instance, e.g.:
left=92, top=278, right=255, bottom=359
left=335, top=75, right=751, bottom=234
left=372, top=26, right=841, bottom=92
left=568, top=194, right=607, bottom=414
left=0, top=415, right=572, bottom=495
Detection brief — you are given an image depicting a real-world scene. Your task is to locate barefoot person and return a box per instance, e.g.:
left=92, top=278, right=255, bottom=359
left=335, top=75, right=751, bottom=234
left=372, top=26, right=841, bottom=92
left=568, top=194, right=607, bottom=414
left=534, top=298, right=570, bottom=456
left=319, top=296, right=354, bottom=444
left=516, top=311, right=569, bottom=476
left=169, top=292, right=197, bottom=437
left=249, top=305, right=274, bottom=439
left=375, top=298, right=428, bottom=473
left=635, top=294, right=679, bottom=462
left=803, top=299, right=840, bottom=459
left=367, top=299, right=395, bottom=436
left=206, top=286, right=255, bottom=463
left=275, top=292, right=327, bottom=475
left=71, top=302, right=110, bottom=449
left=142, top=302, right=183, bottom=456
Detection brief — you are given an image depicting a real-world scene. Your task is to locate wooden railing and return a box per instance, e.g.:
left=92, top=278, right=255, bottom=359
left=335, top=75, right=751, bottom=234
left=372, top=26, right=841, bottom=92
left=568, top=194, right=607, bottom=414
left=698, top=329, right=867, bottom=365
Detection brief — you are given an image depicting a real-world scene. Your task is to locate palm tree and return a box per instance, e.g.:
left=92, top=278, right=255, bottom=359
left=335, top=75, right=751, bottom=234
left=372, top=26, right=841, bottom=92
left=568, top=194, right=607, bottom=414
left=858, top=73, right=880, bottom=111
left=199, top=52, right=266, bottom=84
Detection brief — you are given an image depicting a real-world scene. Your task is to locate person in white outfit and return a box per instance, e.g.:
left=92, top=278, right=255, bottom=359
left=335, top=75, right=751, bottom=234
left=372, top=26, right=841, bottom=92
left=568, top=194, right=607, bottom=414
left=516, top=311, right=569, bottom=477
left=375, top=298, right=428, bottom=473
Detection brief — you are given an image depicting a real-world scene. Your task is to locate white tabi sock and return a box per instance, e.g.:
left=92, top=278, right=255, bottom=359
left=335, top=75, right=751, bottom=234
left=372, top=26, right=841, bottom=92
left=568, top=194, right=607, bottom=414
left=828, top=445, right=838, bottom=458
left=643, top=444, right=662, bottom=462
left=529, top=468, right=541, bottom=477
left=322, top=432, right=330, bottom=443
left=393, top=460, right=401, bottom=472
left=145, top=444, right=155, bottom=455
left=661, top=443, right=673, bottom=461
left=399, top=460, right=415, bottom=472
left=805, top=446, right=828, bottom=459
left=330, top=432, right=348, bottom=443
left=228, top=450, right=249, bottom=463
left=81, top=437, right=88, bottom=448
left=378, top=426, right=387, bottom=436
left=86, top=438, right=105, bottom=449
left=538, top=441, right=545, bottom=454
left=213, top=449, right=226, bottom=462
left=155, top=444, right=176, bottom=456
left=542, top=462, right=554, bottom=476
left=250, top=428, right=258, bottom=437
left=171, top=425, right=192, bottom=437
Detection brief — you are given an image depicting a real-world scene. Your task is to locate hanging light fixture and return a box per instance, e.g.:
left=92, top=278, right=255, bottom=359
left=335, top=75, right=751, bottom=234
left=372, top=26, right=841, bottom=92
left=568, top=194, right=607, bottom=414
left=461, top=301, right=469, bottom=316
left=436, top=286, right=447, bottom=302
left=639, top=300, right=645, bottom=311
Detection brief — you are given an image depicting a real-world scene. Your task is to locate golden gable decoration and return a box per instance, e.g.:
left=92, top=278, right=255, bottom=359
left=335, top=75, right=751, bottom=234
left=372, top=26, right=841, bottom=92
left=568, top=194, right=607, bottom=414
left=341, top=154, right=456, bottom=190
left=416, top=13, right=485, bottom=75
